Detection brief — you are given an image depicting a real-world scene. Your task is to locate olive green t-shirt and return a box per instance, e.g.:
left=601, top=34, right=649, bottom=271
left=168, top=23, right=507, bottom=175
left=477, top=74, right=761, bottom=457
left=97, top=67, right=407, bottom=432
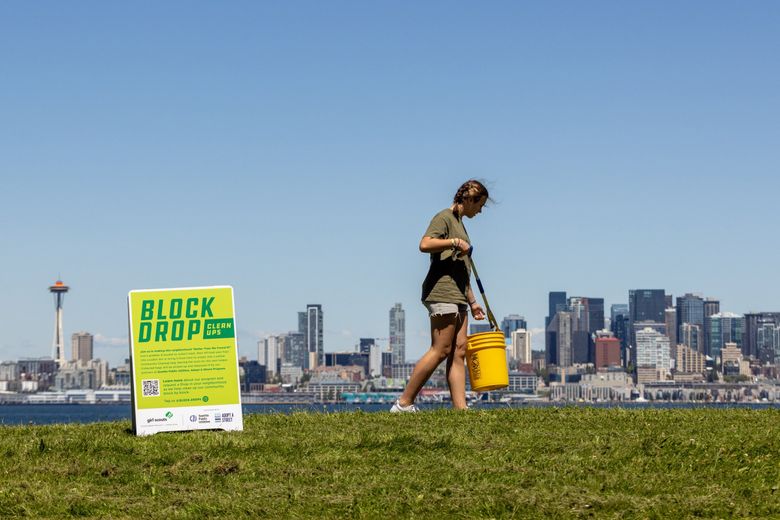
left=421, top=208, right=471, bottom=304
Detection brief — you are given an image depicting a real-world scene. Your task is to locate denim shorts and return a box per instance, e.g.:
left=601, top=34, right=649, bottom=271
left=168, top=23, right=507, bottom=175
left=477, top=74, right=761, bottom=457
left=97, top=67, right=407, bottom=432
left=424, top=302, right=468, bottom=317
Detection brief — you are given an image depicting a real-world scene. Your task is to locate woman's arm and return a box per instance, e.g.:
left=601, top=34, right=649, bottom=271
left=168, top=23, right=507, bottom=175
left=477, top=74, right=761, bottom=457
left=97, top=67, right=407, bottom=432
left=419, top=236, right=471, bottom=253
left=467, top=286, right=486, bottom=320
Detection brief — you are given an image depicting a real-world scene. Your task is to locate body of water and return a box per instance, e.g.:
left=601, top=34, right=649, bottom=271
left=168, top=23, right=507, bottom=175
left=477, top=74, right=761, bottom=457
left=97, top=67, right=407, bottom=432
left=0, top=401, right=777, bottom=426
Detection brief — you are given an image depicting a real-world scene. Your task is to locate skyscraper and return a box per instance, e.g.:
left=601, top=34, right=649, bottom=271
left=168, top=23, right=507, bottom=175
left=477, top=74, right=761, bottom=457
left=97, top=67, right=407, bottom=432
left=628, top=290, right=666, bottom=363
left=510, top=329, right=531, bottom=364
left=546, top=292, right=567, bottom=328
left=706, top=312, right=744, bottom=360
left=676, top=293, right=705, bottom=341
left=501, top=314, right=527, bottom=340
left=546, top=311, right=572, bottom=367
left=71, top=332, right=93, bottom=362
left=664, top=308, right=677, bottom=357
left=743, top=312, right=780, bottom=359
left=302, top=304, right=323, bottom=369
left=680, top=323, right=703, bottom=354
left=636, top=327, right=671, bottom=381
left=389, top=303, right=405, bottom=365
left=610, top=304, right=630, bottom=362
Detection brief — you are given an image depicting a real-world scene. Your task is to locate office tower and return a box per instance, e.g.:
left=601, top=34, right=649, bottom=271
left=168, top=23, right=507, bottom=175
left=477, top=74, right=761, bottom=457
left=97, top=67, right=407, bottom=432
left=49, top=279, right=70, bottom=367
left=680, top=323, right=703, bottom=353
left=501, top=314, right=527, bottom=339
left=743, top=313, right=780, bottom=359
left=665, top=294, right=673, bottom=308
left=303, top=304, right=323, bottom=369
left=71, top=332, right=93, bottom=362
left=359, top=338, right=375, bottom=354
left=636, top=327, right=671, bottom=379
left=588, top=298, right=605, bottom=332
left=702, top=298, right=720, bottom=357
left=628, top=290, right=666, bottom=359
left=470, top=323, right=492, bottom=335
left=676, top=293, right=705, bottom=340
left=546, top=292, right=567, bottom=328
left=369, top=344, right=384, bottom=378
left=546, top=311, right=572, bottom=367
left=595, top=336, right=621, bottom=369
left=280, top=332, right=307, bottom=368
left=706, top=312, right=745, bottom=360
left=756, top=321, right=780, bottom=363
left=389, top=303, right=405, bottom=365
left=610, top=304, right=630, bottom=361
left=263, top=335, right=281, bottom=378
left=664, top=308, right=677, bottom=357
left=257, top=339, right=266, bottom=366
left=510, top=329, right=531, bottom=364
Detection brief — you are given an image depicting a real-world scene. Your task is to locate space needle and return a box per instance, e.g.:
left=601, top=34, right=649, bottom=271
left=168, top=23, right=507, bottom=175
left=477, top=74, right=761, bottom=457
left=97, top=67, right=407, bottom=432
left=49, top=279, right=69, bottom=366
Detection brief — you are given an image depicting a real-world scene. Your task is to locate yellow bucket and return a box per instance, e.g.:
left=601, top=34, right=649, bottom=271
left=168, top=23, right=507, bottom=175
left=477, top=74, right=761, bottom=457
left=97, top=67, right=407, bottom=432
left=466, top=330, right=509, bottom=391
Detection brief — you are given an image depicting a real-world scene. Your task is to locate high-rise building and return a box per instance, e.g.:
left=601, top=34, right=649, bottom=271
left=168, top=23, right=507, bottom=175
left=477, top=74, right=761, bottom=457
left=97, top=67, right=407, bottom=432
left=389, top=303, right=405, bottom=365
left=636, top=327, right=671, bottom=380
left=280, top=332, right=307, bottom=368
left=706, top=312, right=744, bottom=360
left=546, top=311, right=572, bottom=367
left=610, top=304, right=630, bottom=362
left=263, top=335, right=281, bottom=378
left=470, top=323, right=492, bottom=335
left=628, top=290, right=666, bottom=361
left=756, top=321, right=780, bottom=364
left=510, top=329, right=531, bottom=364
left=588, top=298, right=605, bottom=332
left=676, top=293, right=705, bottom=340
left=359, top=338, right=375, bottom=355
left=594, top=336, right=621, bottom=369
left=501, top=314, right=527, bottom=340
left=547, top=292, right=567, bottom=327
left=664, top=308, right=677, bottom=358
left=71, top=332, right=93, bottom=362
left=680, top=323, right=703, bottom=354
left=369, top=344, right=384, bottom=378
left=743, top=312, right=780, bottom=359
left=302, top=304, right=323, bottom=369
left=676, top=344, right=706, bottom=374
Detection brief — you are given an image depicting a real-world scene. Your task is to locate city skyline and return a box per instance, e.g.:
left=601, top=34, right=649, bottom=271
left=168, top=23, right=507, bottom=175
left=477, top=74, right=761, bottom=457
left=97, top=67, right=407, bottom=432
left=2, top=3, right=779, bottom=365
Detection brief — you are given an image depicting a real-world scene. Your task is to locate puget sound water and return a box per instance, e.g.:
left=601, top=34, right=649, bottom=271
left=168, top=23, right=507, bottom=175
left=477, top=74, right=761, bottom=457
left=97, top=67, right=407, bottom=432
left=0, top=401, right=778, bottom=426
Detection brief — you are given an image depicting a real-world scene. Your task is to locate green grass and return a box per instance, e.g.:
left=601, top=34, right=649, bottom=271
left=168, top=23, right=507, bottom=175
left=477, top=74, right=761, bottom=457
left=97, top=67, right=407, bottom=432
left=1, top=408, right=779, bottom=518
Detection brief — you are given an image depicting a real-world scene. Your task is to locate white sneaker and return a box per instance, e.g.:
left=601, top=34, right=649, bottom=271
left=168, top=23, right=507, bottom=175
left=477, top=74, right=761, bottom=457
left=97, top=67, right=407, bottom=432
left=390, top=400, right=419, bottom=413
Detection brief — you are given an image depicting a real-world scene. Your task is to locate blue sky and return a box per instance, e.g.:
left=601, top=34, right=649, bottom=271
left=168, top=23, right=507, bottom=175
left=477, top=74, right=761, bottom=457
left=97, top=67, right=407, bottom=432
left=1, top=2, right=778, bottom=366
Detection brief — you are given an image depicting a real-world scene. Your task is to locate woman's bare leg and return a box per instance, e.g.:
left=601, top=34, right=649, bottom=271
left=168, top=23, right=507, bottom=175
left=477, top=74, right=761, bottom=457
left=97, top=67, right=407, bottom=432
left=446, top=311, right=469, bottom=410
left=398, top=314, right=458, bottom=407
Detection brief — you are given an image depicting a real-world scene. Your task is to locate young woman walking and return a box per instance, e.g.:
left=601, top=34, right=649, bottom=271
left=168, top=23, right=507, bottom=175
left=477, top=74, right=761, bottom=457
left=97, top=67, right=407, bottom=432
left=391, top=180, right=490, bottom=412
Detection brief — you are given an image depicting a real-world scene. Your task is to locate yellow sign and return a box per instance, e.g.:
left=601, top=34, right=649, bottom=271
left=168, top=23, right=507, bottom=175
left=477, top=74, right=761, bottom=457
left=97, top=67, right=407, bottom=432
left=128, top=286, right=243, bottom=436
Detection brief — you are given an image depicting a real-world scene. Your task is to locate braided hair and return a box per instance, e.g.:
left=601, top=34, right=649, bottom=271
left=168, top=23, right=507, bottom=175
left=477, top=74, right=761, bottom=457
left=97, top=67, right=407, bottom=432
left=453, top=179, right=490, bottom=205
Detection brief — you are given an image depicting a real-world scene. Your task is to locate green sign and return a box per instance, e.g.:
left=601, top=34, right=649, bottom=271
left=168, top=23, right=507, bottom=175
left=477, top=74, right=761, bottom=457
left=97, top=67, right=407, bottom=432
left=128, top=286, right=243, bottom=436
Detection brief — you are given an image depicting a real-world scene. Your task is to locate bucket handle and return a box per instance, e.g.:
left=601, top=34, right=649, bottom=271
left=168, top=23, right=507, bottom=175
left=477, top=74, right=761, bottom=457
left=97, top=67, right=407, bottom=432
left=466, top=246, right=499, bottom=331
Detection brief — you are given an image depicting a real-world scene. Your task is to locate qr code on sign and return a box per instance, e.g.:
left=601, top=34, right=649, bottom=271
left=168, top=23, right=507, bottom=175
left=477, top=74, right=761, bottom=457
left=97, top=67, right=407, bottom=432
left=142, top=379, right=160, bottom=397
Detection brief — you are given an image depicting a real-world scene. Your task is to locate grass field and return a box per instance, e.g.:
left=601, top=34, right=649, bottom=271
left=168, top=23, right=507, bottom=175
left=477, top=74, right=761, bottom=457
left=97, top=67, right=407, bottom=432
left=1, top=407, right=778, bottom=518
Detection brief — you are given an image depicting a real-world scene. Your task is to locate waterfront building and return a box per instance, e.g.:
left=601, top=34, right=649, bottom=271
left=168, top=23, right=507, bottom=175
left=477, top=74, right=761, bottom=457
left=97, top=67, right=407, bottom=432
left=359, top=338, right=375, bottom=354
left=510, top=329, right=531, bottom=364
left=389, top=303, right=405, bottom=365
left=507, top=371, right=539, bottom=393
left=71, top=332, right=94, bottom=362
left=0, top=361, right=18, bottom=382
left=17, top=358, right=57, bottom=391
left=238, top=360, right=266, bottom=392
left=391, top=362, right=416, bottom=380
left=636, top=327, right=671, bottom=381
